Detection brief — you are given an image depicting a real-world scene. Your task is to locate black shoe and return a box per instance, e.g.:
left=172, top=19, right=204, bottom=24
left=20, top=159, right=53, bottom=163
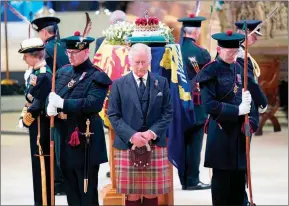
left=182, top=182, right=211, bottom=190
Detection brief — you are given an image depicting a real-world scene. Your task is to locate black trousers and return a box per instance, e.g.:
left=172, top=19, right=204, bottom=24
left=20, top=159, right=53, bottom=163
left=29, top=116, right=51, bottom=206
left=54, top=160, right=65, bottom=194
left=178, top=124, right=204, bottom=186
left=62, top=165, right=100, bottom=206
left=211, top=169, right=246, bottom=206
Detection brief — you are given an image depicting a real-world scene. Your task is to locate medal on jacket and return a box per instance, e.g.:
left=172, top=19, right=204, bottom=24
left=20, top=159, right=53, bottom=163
left=233, top=84, right=238, bottom=93
left=68, top=79, right=76, bottom=89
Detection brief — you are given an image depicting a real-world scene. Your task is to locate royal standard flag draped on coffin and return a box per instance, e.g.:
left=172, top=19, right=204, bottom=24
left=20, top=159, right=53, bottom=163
left=93, top=43, right=195, bottom=173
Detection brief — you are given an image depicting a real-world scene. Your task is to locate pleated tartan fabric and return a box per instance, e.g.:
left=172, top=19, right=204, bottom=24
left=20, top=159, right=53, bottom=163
left=114, top=144, right=170, bottom=195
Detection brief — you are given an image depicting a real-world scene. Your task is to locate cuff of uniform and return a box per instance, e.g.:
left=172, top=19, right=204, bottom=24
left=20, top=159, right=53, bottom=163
left=62, top=99, right=83, bottom=114
left=215, top=103, right=239, bottom=122
left=23, top=112, right=35, bottom=127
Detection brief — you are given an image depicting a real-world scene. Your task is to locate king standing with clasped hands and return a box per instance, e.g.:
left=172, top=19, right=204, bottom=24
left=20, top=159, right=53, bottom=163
left=108, top=43, right=173, bottom=206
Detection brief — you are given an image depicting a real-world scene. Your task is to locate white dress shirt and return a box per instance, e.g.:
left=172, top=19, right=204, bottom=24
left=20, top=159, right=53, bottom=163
left=132, top=71, right=148, bottom=87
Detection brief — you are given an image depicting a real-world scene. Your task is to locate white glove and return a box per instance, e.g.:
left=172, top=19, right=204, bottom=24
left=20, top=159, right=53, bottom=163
left=49, top=92, right=64, bottom=109
left=241, top=89, right=252, bottom=104
left=47, top=103, right=58, bottom=116
left=258, top=105, right=267, bottom=114
left=18, top=119, right=24, bottom=128
left=17, top=119, right=29, bottom=133
left=238, top=89, right=252, bottom=116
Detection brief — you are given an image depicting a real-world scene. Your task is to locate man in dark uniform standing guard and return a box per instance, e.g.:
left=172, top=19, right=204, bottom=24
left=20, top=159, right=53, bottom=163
left=235, top=19, right=268, bottom=206
left=31, top=16, right=69, bottom=71
left=18, top=38, right=52, bottom=206
left=31, top=16, right=69, bottom=195
left=198, top=30, right=260, bottom=205
left=177, top=13, right=211, bottom=190
left=47, top=31, right=112, bottom=205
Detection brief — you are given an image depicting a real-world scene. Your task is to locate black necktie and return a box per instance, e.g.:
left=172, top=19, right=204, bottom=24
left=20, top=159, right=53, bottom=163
left=139, top=77, right=145, bottom=97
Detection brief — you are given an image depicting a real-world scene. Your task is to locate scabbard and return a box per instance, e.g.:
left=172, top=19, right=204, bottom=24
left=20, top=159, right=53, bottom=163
left=37, top=116, right=47, bottom=205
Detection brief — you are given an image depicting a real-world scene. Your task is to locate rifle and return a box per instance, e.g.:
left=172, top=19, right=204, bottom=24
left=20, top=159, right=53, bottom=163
left=243, top=22, right=254, bottom=206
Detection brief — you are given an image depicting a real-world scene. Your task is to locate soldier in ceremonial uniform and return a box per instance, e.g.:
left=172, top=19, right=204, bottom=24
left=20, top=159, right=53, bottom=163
left=31, top=16, right=70, bottom=195
left=46, top=31, right=112, bottom=205
left=18, top=38, right=52, bottom=206
left=235, top=20, right=268, bottom=114
left=198, top=31, right=260, bottom=205
left=177, top=14, right=211, bottom=190
left=235, top=19, right=269, bottom=206
left=31, top=16, right=69, bottom=71
left=108, top=43, right=173, bottom=206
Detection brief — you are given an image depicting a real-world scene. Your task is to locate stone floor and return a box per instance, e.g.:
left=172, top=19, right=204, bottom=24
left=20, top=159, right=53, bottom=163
left=1, top=112, right=288, bottom=205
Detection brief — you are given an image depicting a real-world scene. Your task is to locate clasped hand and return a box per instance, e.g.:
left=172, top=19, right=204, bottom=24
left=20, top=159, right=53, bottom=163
left=130, top=131, right=154, bottom=147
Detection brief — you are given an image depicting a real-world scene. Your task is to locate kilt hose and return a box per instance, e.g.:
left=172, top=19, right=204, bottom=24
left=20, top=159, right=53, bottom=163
left=114, top=144, right=171, bottom=195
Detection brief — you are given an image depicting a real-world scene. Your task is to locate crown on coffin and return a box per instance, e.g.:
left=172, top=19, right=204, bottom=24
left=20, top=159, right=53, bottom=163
left=134, top=16, right=160, bottom=32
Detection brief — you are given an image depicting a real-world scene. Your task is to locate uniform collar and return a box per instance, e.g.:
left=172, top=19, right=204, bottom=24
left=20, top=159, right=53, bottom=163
left=183, top=37, right=196, bottom=42
left=46, top=35, right=56, bottom=43
left=73, top=58, right=92, bottom=72
left=33, top=60, right=47, bottom=70
left=216, top=55, right=235, bottom=66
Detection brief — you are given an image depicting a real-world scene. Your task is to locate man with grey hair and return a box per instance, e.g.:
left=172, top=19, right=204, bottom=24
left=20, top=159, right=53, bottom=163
left=108, top=43, right=173, bottom=206
left=31, top=16, right=69, bottom=72
left=177, top=14, right=211, bottom=191
left=31, top=16, right=69, bottom=196
left=94, top=10, right=127, bottom=53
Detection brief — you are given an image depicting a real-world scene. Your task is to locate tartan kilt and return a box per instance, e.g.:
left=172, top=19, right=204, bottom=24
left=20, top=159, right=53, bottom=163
left=114, top=144, right=171, bottom=195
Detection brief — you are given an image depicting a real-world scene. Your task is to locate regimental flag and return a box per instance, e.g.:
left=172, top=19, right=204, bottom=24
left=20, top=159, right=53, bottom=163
left=158, top=44, right=195, bottom=173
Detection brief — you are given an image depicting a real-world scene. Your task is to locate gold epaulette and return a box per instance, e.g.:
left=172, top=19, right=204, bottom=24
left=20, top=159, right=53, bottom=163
left=23, top=112, right=35, bottom=126
left=40, top=66, right=46, bottom=73
left=21, top=106, right=28, bottom=117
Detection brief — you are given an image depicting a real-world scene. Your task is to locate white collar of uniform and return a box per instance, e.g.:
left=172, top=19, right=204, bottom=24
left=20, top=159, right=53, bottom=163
left=34, top=60, right=47, bottom=70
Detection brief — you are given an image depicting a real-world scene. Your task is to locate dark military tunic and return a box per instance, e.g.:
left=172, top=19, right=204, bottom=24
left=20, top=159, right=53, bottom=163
left=22, top=65, right=52, bottom=206
left=53, top=59, right=112, bottom=205
left=198, top=56, right=259, bottom=205
left=45, top=36, right=69, bottom=71
left=178, top=37, right=211, bottom=188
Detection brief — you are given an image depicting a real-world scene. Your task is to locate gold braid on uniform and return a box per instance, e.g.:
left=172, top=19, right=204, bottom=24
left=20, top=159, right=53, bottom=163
left=20, top=106, right=28, bottom=118
left=23, top=112, right=35, bottom=126
left=248, top=53, right=261, bottom=79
